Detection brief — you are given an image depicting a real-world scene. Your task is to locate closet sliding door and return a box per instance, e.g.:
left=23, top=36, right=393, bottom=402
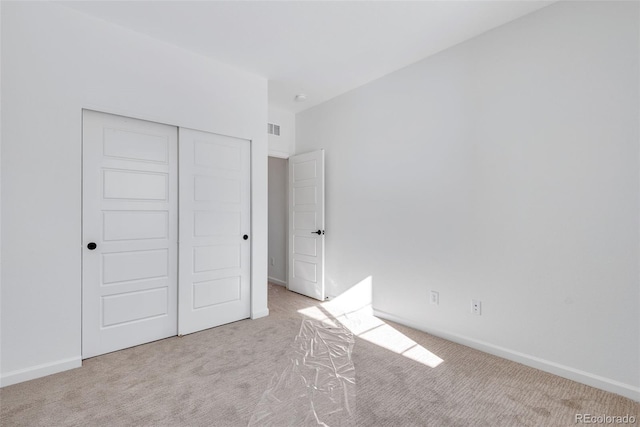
left=82, top=111, right=251, bottom=358
left=178, top=128, right=251, bottom=335
left=82, top=110, right=178, bottom=358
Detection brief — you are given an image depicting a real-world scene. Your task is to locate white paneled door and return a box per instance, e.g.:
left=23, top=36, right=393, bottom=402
left=83, top=112, right=252, bottom=358
left=82, top=110, right=178, bottom=358
left=288, top=150, right=325, bottom=301
left=178, top=128, right=251, bottom=335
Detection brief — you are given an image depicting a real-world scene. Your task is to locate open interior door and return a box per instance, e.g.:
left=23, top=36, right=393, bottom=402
left=288, top=150, right=325, bottom=301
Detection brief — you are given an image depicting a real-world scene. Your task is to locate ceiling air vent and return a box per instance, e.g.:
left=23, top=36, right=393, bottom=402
left=268, top=123, right=281, bottom=136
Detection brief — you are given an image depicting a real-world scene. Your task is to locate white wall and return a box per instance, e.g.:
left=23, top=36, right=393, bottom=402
left=268, top=105, right=295, bottom=158
left=268, top=157, right=288, bottom=285
left=1, top=2, right=268, bottom=386
left=296, top=1, right=639, bottom=400
left=0, top=0, right=3, bottom=377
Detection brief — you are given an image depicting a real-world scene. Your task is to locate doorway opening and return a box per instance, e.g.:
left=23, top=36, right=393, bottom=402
left=268, top=156, right=288, bottom=288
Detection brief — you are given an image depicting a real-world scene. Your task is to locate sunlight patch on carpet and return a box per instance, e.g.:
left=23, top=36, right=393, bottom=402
left=298, top=276, right=443, bottom=369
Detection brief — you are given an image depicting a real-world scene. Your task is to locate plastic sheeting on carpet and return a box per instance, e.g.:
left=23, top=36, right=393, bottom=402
left=248, top=319, right=356, bottom=427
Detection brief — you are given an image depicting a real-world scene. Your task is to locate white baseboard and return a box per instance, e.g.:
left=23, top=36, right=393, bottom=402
left=252, top=308, right=269, bottom=319
left=0, top=356, right=82, bottom=388
left=268, top=277, right=287, bottom=287
left=373, top=309, right=640, bottom=402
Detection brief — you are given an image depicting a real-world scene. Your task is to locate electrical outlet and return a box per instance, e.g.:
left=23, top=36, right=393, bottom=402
left=270, top=257, right=275, bottom=266
left=471, top=299, right=482, bottom=315
left=430, top=291, right=439, bottom=305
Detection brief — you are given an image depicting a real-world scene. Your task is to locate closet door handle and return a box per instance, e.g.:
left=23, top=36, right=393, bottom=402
left=243, top=235, right=249, bottom=240
left=87, top=242, right=97, bottom=250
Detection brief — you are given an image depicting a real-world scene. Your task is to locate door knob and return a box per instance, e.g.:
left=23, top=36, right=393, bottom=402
left=311, top=230, right=324, bottom=235
left=87, top=242, right=97, bottom=250
left=243, top=235, right=249, bottom=240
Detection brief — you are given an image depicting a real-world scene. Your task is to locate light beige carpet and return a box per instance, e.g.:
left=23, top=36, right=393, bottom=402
left=1, top=283, right=638, bottom=426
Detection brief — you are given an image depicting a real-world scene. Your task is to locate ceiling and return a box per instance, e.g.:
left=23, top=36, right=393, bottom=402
left=60, top=1, right=554, bottom=114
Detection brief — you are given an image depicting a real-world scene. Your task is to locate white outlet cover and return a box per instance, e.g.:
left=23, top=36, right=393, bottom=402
left=430, top=291, right=439, bottom=305
left=471, top=299, right=482, bottom=315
